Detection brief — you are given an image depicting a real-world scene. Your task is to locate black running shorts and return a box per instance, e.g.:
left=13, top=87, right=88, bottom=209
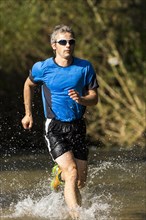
left=45, top=118, right=88, bottom=161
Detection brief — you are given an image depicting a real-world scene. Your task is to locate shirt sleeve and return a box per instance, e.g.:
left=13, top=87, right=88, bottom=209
left=86, top=62, right=99, bottom=89
left=29, top=61, right=44, bottom=84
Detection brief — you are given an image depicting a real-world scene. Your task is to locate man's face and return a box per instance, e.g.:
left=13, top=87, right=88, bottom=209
left=51, top=32, right=75, bottom=59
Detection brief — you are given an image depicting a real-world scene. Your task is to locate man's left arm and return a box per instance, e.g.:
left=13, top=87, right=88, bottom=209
left=68, top=88, right=98, bottom=106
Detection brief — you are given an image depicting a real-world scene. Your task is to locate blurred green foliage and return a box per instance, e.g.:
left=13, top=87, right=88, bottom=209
left=1, top=0, right=144, bottom=75
left=0, top=0, right=145, bottom=147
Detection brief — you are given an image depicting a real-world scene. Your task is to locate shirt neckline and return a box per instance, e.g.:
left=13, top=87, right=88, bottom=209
left=53, top=57, right=74, bottom=68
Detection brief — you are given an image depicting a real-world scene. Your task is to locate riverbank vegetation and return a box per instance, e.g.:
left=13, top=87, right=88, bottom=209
left=1, top=0, right=145, bottom=148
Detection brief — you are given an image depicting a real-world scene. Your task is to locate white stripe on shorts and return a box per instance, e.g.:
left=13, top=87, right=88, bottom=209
left=45, top=118, right=54, bottom=160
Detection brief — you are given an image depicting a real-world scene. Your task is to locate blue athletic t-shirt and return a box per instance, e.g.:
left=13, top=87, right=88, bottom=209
left=29, top=57, right=98, bottom=122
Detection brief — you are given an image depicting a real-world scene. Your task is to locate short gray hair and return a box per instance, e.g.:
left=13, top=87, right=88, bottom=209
left=50, top=24, right=75, bottom=44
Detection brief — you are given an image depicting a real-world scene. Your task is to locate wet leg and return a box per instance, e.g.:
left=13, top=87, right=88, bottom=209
left=55, top=151, right=81, bottom=219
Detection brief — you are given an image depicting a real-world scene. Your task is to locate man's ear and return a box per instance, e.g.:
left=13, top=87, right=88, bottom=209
left=51, top=43, right=56, bottom=51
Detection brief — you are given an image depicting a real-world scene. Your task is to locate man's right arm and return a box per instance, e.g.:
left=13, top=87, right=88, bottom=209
left=21, top=77, right=37, bottom=129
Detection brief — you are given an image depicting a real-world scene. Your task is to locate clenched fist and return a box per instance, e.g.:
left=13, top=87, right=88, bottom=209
left=21, top=115, right=33, bottom=129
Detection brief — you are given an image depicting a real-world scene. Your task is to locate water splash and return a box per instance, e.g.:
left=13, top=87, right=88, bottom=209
left=8, top=190, right=112, bottom=220
left=2, top=151, right=144, bottom=220
left=11, top=193, right=69, bottom=219
left=2, top=162, right=118, bottom=220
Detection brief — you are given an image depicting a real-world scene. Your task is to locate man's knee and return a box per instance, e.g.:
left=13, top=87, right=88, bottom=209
left=64, top=164, right=78, bottom=182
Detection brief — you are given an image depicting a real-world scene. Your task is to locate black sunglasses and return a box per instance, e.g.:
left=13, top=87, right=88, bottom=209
left=55, top=39, right=75, bottom=46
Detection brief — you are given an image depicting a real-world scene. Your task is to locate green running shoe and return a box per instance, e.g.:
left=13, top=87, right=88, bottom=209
left=50, top=164, right=63, bottom=191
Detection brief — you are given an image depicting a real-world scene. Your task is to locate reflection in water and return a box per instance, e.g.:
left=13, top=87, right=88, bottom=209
left=1, top=148, right=146, bottom=220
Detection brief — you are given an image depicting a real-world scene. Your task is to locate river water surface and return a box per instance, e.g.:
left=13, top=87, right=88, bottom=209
left=1, top=147, right=146, bottom=220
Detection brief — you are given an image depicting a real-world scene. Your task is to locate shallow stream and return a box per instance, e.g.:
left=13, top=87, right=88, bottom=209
left=1, top=148, right=146, bottom=220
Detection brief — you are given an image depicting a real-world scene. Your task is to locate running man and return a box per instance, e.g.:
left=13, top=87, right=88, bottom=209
left=21, top=24, right=98, bottom=219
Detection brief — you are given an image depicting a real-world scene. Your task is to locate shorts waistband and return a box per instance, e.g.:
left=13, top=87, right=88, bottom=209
left=50, top=118, right=84, bottom=125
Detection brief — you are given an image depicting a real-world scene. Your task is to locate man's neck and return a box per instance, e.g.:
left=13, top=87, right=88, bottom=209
left=54, top=57, right=73, bottom=67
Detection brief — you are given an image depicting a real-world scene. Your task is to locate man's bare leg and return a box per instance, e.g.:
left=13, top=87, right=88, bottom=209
left=75, top=159, right=88, bottom=189
left=55, top=151, right=81, bottom=219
